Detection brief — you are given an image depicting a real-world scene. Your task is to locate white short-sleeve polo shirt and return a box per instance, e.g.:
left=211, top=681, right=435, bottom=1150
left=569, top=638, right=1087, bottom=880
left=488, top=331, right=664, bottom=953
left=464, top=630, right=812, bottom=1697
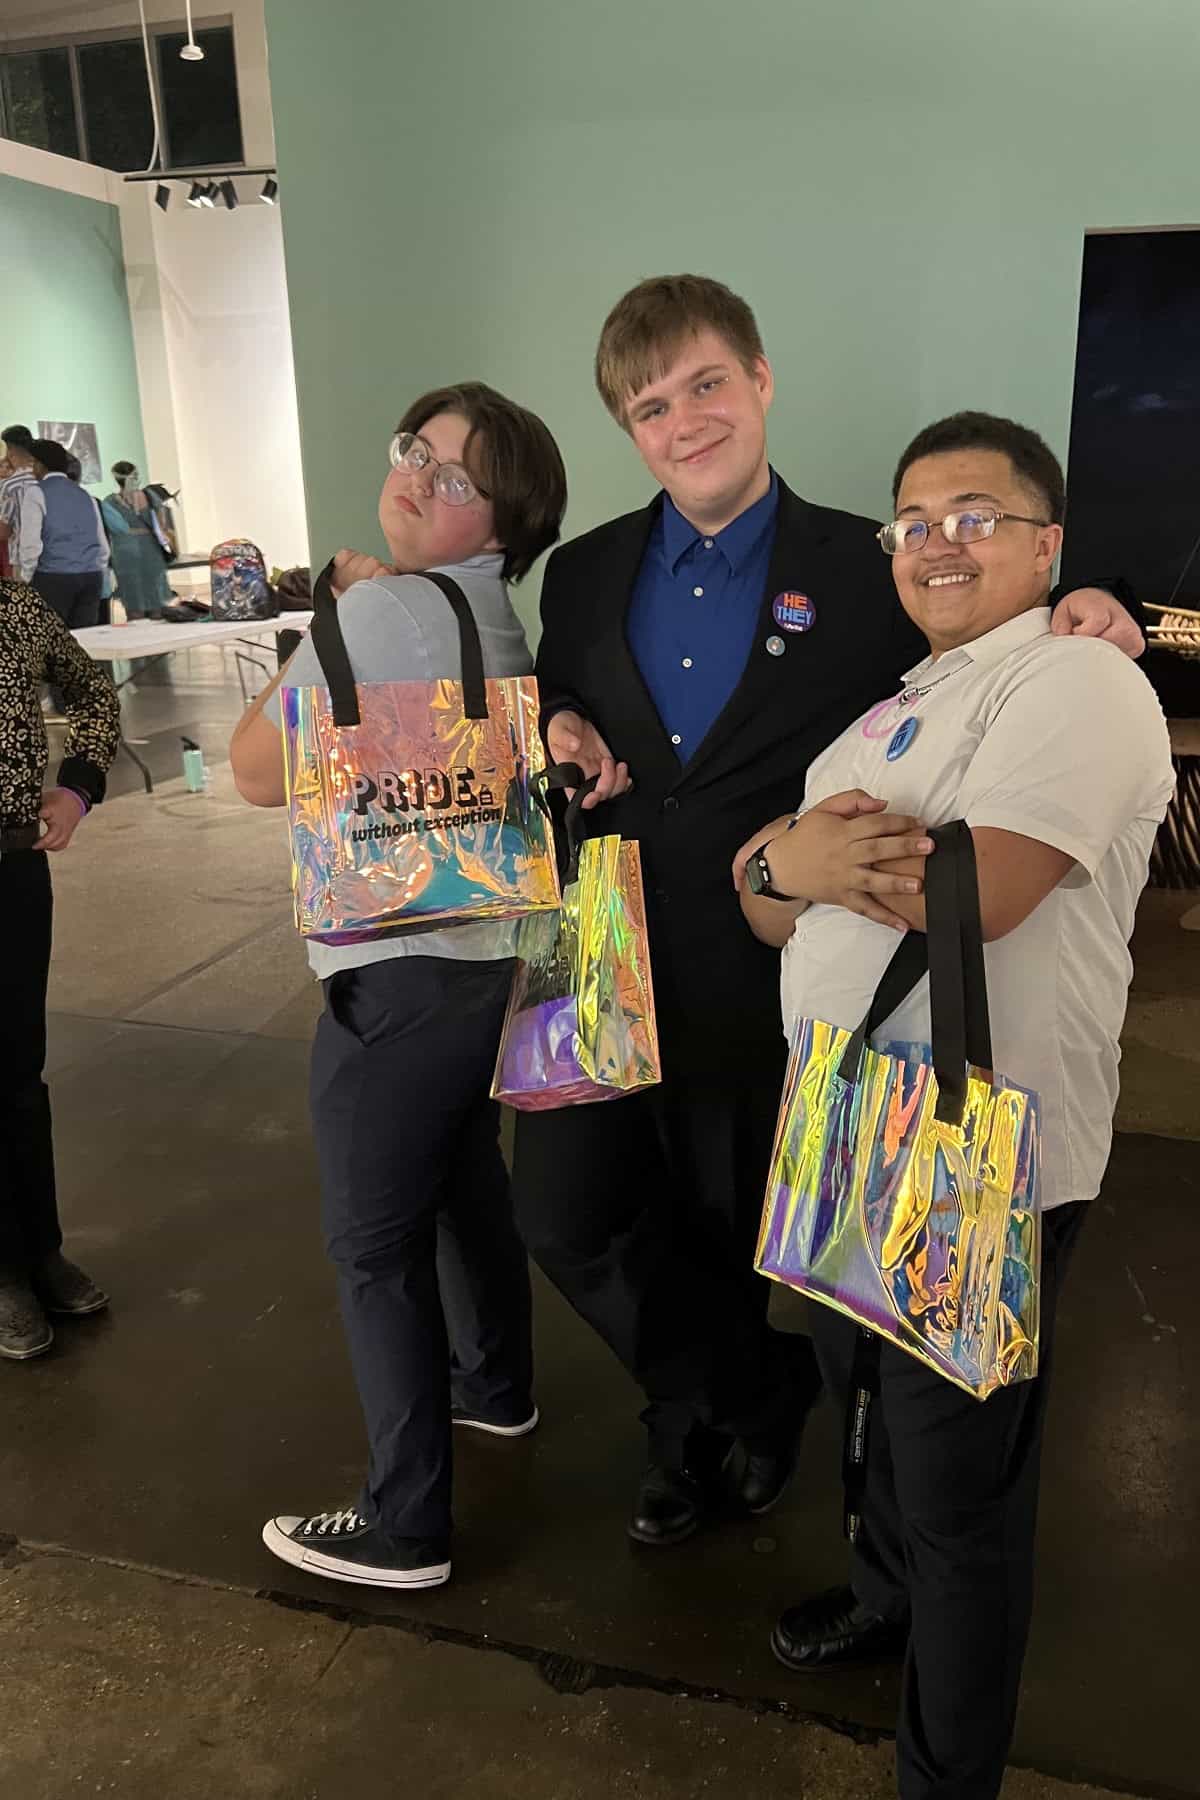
left=779, top=606, right=1175, bottom=1209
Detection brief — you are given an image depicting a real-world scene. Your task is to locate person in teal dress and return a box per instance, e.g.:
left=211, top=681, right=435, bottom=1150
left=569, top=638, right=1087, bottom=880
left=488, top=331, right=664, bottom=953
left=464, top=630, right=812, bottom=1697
left=100, top=463, right=172, bottom=619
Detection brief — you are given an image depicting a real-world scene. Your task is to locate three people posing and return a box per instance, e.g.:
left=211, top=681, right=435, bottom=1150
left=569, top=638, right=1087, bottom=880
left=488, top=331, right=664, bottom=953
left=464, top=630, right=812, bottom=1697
left=233, top=277, right=1159, bottom=1798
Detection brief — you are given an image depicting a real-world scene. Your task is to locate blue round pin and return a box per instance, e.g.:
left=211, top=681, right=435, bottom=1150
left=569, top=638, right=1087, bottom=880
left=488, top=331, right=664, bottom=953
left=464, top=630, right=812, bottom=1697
left=886, top=718, right=919, bottom=761
left=772, top=591, right=815, bottom=633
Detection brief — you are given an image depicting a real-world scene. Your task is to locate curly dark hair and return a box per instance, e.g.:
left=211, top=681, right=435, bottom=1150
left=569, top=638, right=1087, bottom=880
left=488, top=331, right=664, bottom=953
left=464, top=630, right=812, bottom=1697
left=892, top=410, right=1065, bottom=525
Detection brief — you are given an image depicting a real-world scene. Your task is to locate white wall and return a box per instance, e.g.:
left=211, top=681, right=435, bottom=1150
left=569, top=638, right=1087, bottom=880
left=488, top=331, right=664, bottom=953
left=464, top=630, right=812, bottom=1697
left=146, top=192, right=308, bottom=566
left=0, top=0, right=309, bottom=567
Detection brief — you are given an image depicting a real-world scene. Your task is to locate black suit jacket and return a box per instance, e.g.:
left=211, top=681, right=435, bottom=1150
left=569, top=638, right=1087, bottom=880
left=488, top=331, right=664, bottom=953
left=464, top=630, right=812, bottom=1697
left=535, top=478, right=1137, bottom=1079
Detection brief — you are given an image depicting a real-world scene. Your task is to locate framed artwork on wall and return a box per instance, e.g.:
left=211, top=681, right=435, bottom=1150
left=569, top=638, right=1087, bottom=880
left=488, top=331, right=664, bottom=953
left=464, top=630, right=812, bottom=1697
left=38, top=420, right=101, bottom=484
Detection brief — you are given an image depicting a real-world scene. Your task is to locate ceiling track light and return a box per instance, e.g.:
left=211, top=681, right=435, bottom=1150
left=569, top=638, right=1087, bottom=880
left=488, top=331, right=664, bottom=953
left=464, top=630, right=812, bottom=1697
left=132, top=170, right=277, bottom=211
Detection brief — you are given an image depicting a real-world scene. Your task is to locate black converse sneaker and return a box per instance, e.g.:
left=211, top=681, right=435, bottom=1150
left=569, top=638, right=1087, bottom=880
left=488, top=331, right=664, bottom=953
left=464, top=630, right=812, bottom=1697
left=261, top=1507, right=451, bottom=1590
left=451, top=1403, right=540, bottom=1438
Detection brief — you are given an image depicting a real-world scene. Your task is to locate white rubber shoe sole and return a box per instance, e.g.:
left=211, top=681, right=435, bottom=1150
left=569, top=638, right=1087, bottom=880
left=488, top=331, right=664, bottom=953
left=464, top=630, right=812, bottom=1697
left=452, top=1405, right=540, bottom=1438
left=261, top=1518, right=450, bottom=1590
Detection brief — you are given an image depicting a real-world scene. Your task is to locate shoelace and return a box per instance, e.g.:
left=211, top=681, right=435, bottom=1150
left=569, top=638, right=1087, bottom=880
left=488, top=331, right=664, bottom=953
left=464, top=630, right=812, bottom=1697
left=299, top=1507, right=365, bottom=1536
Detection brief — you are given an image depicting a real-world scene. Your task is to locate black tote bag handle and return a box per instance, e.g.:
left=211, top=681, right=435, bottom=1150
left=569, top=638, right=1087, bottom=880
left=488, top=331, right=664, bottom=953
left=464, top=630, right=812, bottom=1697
left=528, top=761, right=603, bottom=881
left=308, top=558, right=488, bottom=728
left=837, top=820, right=993, bottom=1124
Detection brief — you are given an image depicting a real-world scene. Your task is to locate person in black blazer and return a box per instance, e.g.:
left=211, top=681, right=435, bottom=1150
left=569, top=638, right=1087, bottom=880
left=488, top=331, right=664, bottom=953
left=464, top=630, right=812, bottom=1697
left=511, top=273, right=1144, bottom=1548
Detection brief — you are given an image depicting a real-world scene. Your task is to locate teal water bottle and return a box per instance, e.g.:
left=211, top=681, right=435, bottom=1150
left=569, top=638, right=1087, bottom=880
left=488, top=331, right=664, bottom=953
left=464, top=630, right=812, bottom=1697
left=181, top=736, right=206, bottom=793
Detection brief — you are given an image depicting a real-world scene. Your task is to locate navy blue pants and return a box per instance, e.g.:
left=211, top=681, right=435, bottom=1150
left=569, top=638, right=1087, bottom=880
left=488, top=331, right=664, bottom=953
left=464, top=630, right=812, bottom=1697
left=812, top=1201, right=1087, bottom=1800
left=309, top=955, right=533, bottom=1543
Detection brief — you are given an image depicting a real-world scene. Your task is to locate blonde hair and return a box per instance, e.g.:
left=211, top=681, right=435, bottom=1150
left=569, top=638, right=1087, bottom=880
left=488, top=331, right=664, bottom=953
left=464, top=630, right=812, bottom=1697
left=594, top=274, right=766, bottom=427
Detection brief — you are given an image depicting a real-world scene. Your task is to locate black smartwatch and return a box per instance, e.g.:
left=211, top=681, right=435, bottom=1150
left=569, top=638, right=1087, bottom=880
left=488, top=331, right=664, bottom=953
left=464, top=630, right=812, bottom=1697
left=745, top=847, right=794, bottom=902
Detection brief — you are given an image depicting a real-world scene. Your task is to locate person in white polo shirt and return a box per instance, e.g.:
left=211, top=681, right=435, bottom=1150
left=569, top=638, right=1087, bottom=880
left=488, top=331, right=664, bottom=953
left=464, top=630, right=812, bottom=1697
left=737, top=410, right=1174, bottom=1800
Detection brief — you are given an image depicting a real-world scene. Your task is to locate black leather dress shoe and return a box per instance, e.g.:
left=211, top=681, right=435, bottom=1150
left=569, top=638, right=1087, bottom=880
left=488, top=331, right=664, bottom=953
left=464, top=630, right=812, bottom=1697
left=771, top=1585, right=908, bottom=1672
left=739, top=1434, right=800, bottom=1514
left=628, top=1464, right=705, bottom=1547
left=738, top=1349, right=825, bottom=1514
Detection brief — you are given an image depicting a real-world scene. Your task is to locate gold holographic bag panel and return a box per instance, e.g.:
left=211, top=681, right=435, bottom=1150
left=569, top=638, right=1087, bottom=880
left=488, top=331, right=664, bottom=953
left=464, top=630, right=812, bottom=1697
left=282, top=561, right=560, bottom=945
left=492, top=771, right=660, bottom=1109
left=755, top=821, right=1041, bottom=1400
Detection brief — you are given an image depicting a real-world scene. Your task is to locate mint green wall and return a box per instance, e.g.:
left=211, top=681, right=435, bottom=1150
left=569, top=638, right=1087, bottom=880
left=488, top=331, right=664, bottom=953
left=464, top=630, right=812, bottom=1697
left=0, top=174, right=145, bottom=494
left=264, top=0, right=1200, bottom=635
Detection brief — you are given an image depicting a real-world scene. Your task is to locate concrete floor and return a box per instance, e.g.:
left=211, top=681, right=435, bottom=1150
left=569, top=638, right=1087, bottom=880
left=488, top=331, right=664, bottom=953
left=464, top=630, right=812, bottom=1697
left=3, top=650, right=1197, bottom=1800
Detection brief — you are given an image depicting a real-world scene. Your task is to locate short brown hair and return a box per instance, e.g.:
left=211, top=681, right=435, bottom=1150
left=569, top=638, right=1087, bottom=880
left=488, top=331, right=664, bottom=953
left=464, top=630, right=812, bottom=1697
left=594, top=274, right=766, bottom=427
left=892, top=410, right=1066, bottom=525
left=396, top=382, right=567, bottom=582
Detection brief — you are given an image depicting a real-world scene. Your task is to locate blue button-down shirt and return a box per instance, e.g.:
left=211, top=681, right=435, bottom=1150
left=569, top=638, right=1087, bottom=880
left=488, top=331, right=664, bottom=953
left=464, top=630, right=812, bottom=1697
left=626, top=472, right=779, bottom=763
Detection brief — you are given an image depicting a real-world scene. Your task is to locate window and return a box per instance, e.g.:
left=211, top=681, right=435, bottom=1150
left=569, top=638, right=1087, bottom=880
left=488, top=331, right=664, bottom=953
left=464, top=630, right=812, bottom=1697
left=0, top=48, right=80, bottom=160
left=0, top=24, right=242, bottom=174
left=157, top=28, right=243, bottom=166
left=1065, top=227, right=1200, bottom=719
left=78, top=39, right=156, bottom=173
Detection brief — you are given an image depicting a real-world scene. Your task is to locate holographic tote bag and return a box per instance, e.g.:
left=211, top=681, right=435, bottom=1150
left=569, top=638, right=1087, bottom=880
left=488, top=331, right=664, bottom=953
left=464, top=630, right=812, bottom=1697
left=283, top=559, right=560, bottom=945
left=492, top=772, right=660, bottom=1109
left=755, top=821, right=1041, bottom=1400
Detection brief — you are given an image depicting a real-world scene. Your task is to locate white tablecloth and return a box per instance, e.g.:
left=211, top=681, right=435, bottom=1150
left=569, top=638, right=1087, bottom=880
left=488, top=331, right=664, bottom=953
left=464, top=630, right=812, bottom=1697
left=72, top=612, right=313, bottom=661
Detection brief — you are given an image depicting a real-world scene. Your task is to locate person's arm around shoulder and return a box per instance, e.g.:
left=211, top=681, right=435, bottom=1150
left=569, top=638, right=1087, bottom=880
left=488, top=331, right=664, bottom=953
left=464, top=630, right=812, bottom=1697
left=1049, top=578, right=1145, bottom=658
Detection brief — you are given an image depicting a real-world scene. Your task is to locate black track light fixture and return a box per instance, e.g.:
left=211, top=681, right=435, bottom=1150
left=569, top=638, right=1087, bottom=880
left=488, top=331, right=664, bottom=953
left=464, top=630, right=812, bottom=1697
left=155, top=184, right=171, bottom=211
left=186, top=181, right=206, bottom=207
left=260, top=177, right=278, bottom=206
left=219, top=178, right=238, bottom=210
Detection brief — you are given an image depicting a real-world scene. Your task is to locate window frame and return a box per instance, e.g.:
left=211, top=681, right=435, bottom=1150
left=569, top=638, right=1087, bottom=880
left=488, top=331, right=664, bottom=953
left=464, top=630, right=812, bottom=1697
left=0, top=14, right=242, bottom=174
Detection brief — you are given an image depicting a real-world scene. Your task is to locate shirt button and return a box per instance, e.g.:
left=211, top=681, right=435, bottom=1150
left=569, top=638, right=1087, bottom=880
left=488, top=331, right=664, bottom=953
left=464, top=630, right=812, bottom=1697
left=703, top=538, right=713, bottom=549
left=663, top=796, right=679, bottom=812
left=681, top=657, right=693, bottom=669
left=692, top=586, right=704, bottom=598
left=670, top=733, right=682, bottom=746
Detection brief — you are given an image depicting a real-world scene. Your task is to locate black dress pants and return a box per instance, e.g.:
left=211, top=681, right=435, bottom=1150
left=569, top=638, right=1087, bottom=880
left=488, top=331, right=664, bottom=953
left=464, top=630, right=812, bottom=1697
left=309, top=955, right=534, bottom=1544
left=0, top=850, right=62, bottom=1276
left=811, top=1201, right=1087, bottom=1800
left=512, top=1052, right=814, bottom=1462
left=32, top=570, right=104, bottom=631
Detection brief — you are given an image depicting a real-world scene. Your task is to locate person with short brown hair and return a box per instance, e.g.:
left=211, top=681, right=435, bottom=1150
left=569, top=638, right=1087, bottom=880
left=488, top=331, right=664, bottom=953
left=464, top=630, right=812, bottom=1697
left=394, top=382, right=567, bottom=582
left=231, top=381, right=567, bottom=1594
left=511, top=273, right=1146, bottom=1553
left=594, top=274, right=765, bottom=427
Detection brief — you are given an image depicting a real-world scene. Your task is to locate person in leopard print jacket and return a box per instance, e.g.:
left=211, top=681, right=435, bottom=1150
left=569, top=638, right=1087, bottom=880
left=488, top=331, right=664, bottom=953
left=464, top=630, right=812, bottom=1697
left=0, top=577, right=119, bottom=1362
